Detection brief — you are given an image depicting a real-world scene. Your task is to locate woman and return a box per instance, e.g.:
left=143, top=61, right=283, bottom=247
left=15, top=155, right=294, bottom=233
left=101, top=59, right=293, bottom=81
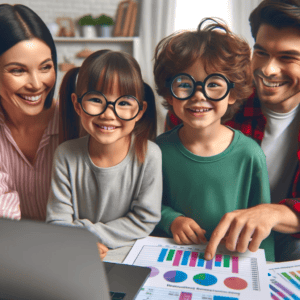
left=0, top=4, right=58, bottom=221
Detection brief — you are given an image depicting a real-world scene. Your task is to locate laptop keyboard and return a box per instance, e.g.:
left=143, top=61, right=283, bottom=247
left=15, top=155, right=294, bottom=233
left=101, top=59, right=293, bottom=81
left=110, top=291, right=126, bottom=300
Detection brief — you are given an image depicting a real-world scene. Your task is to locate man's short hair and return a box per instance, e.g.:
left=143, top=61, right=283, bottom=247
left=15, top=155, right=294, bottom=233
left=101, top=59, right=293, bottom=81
left=250, top=0, right=300, bottom=40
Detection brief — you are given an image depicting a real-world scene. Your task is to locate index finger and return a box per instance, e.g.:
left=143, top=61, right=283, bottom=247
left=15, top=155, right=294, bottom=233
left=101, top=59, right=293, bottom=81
left=204, top=217, right=232, bottom=260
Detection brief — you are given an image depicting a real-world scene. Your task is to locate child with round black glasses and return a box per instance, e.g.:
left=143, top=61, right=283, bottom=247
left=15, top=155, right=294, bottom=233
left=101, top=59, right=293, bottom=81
left=154, top=19, right=275, bottom=261
left=46, top=50, right=162, bottom=259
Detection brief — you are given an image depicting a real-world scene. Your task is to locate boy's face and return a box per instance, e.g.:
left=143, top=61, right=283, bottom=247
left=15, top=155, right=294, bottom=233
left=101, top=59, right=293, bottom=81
left=167, top=59, right=235, bottom=131
left=252, top=24, right=300, bottom=113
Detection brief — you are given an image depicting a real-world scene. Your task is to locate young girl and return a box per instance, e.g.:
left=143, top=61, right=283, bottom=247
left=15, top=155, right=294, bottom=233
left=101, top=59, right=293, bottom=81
left=46, top=50, right=162, bottom=259
left=154, top=19, right=275, bottom=261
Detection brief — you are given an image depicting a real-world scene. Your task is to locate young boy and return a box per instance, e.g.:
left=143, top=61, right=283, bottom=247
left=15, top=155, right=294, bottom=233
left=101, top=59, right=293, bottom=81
left=154, top=19, right=275, bottom=261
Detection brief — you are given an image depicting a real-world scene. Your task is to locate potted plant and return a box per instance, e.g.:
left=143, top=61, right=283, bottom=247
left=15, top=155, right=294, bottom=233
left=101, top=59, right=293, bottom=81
left=78, top=15, right=97, bottom=38
left=95, top=14, right=115, bottom=37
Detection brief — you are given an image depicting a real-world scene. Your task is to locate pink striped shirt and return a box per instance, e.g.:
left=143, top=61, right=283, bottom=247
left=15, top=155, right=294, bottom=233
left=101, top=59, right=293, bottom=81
left=0, top=102, right=59, bottom=221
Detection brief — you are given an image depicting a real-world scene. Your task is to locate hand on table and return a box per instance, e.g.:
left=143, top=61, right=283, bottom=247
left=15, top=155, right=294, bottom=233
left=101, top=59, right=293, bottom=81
left=97, top=242, right=109, bottom=260
left=170, top=216, right=207, bottom=245
left=204, top=204, right=277, bottom=260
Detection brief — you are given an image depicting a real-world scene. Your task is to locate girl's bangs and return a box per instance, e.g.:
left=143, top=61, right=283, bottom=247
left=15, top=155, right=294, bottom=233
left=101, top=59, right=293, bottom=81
left=96, top=55, right=143, bottom=101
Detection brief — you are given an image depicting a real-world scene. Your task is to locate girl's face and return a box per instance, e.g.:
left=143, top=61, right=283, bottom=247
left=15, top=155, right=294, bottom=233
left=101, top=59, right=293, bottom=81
left=167, top=59, right=236, bottom=132
left=0, top=38, right=56, bottom=116
left=72, top=84, right=147, bottom=149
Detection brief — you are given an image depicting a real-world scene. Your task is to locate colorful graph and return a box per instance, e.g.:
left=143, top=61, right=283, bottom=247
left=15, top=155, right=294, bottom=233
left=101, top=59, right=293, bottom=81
left=281, top=271, right=300, bottom=290
left=269, top=275, right=300, bottom=300
left=158, top=248, right=239, bottom=273
left=163, top=270, right=187, bottom=283
left=224, top=277, right=248, bottom=290
left=193, top=273, right=218, bottom=286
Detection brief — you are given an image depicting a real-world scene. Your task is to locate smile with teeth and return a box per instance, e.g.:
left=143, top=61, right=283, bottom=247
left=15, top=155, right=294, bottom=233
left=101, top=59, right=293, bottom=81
left=262, top=77, right=286, bottom=88
left=20, top=94, right=42, bottom=102
left=189, top=107, right=212, bottom=113
left=97, top=125, right=116, bottom=130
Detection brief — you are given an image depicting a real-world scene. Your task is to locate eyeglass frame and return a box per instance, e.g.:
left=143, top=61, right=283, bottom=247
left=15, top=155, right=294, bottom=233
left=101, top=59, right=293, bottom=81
left=76, top=90, right=144, bottom=121
left=166, top=73, right=235, bottom=101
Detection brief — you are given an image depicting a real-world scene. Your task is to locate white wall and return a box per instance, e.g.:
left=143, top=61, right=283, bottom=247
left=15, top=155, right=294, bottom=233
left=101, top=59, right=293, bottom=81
left=3, top=0, right=120, bottom=32
left=174, top=0, right=262, bottom=48
left=174, top=0, right=232, bottom=31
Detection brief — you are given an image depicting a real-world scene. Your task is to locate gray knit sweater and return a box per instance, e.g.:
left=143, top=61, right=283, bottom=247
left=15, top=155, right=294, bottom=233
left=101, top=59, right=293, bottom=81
left=46, top=135, right=162, bottom=248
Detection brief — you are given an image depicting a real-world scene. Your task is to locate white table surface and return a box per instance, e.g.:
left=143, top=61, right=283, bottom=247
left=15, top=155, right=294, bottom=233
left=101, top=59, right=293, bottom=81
left=103, top=246, right=132, bottom=263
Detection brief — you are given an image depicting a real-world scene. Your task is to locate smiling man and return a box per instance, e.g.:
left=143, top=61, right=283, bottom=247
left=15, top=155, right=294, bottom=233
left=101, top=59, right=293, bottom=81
left=164, top=0, right=300, bottom=262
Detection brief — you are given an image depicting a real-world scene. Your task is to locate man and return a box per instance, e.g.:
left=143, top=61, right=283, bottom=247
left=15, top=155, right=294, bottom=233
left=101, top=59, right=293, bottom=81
left=164, top=0, right=300, bottom=262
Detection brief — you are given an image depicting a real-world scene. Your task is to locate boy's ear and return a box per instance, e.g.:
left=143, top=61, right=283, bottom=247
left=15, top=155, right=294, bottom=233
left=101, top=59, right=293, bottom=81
left=166, top=96, right=173, bottom=106
left=136, top=101, right=148, bottom=122
left=71, top=93, right=82, bottom=116
left=228, top=95, right=236, bottom=105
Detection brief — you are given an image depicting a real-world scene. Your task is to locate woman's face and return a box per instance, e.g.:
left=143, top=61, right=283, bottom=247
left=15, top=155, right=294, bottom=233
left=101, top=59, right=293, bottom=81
left=0, top=38, right=56, bottom=116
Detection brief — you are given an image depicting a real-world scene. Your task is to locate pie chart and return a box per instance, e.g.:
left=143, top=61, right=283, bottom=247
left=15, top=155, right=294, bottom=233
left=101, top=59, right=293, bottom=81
left=193, top=273, right=218, bottom=286
left=163, top=270, right=187, bottom=283
left=148, top=266, right=159, bottom=278
left=224, top=277, right=248, bottom=290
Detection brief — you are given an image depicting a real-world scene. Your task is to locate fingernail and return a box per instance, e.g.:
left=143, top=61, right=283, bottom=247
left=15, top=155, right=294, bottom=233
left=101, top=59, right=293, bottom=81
left=205, top=253, right=211, bottom=260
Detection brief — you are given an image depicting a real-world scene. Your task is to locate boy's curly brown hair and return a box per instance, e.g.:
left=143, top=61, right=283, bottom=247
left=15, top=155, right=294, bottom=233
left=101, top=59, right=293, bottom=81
left=154, top=18, right=253, bottom=123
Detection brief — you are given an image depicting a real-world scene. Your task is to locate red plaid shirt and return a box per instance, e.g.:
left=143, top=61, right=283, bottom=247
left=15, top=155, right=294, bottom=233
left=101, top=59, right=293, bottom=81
left=164, top=92, right=300, bottom=236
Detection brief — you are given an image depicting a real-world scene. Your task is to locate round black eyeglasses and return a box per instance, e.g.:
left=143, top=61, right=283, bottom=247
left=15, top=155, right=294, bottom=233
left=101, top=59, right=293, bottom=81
left=77, top=91, right=143, bottom=121
left=166, top=73, right=235, bottom=101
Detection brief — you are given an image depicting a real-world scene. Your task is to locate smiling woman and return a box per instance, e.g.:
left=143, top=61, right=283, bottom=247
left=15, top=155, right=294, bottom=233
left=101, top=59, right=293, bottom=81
left=0, top=4, right=58, bottom=221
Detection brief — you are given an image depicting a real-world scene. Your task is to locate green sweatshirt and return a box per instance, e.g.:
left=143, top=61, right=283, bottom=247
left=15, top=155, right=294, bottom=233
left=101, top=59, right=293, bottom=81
left=156, top=124, right=275, bottom=261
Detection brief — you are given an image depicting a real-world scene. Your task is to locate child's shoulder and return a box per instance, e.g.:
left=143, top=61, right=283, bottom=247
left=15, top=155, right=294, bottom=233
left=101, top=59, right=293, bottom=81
left=55, top=135, right=89, bottom=158
left=145, top=139, right=162, bottom=160
left=231, top=127, right=266, bottom=161
left=156, top=124, right=181, bottom=147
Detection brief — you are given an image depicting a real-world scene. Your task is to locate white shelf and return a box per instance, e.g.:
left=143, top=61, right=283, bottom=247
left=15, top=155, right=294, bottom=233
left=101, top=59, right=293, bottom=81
left=53, top=36, right=141, bottom=99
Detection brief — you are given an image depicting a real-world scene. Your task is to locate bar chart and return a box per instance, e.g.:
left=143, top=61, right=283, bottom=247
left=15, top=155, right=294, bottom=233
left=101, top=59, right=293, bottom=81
left=132, top=245, right=260, bottom=292
left=269, top=274, right=300, bottom=300
left=124, top=237, right=270, bottom=300
left=280, top=271, right=300, bottom=290
left=157, top=248, right=240, bottom=274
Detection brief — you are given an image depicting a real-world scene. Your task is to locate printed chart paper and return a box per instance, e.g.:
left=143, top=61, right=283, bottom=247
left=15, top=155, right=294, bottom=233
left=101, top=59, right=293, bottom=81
left=268, top=260, right=300, bottom=300
left=123, top=236, right=269, bottom=300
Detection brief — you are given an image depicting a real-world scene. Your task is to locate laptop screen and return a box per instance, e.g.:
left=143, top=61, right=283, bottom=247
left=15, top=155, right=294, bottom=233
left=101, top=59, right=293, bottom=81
left=0, top=218, right=110, bottom=300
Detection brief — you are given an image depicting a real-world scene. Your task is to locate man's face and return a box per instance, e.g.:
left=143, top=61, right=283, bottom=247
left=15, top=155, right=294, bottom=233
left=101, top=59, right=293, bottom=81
left=252, top=24, right=300, bottom=113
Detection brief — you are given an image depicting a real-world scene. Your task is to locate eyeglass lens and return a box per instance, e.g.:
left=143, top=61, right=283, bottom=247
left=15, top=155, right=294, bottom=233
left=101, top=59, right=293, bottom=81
left=171, top=74, right=229, bottom=100
left=81, top=92, right=140, bottom=120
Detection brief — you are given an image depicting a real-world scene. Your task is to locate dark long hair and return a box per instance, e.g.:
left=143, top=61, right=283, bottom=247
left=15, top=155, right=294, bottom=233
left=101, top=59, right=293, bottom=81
left=59, top=50, right=157, bottom=163
left=0, top=4, right=57, bottom=109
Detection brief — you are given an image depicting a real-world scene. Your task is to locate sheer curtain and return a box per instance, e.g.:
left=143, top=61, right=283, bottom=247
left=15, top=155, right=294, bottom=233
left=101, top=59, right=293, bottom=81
left=137, top=0, right=176, bottom=135
left=230, top=0, right=262, bottom=47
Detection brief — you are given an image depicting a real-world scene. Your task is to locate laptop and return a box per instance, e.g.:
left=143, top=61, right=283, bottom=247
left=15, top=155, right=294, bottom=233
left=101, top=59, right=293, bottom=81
left=0, top=218, right=151, bottom=300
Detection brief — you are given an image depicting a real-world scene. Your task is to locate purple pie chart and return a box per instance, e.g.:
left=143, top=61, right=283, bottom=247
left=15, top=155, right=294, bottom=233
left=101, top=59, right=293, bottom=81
left=148, top=266, right=159, bottom=277
left=163, top=270, right=187, bottom=283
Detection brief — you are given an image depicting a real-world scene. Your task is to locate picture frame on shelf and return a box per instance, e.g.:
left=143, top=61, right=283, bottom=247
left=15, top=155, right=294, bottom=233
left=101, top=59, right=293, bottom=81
left=114, top=0, right=137, bottom=37
left=56, top=17, right=75, bottom=37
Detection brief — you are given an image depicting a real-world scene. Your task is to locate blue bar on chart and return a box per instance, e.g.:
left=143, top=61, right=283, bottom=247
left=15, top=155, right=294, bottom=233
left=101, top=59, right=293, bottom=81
left=281, top=272, right=300, bottom=290
left=181, top=251, right=191, bottom=266
left=198, top=253, right=205, bottom=267
left=158, top=248, right=168, bottom=262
